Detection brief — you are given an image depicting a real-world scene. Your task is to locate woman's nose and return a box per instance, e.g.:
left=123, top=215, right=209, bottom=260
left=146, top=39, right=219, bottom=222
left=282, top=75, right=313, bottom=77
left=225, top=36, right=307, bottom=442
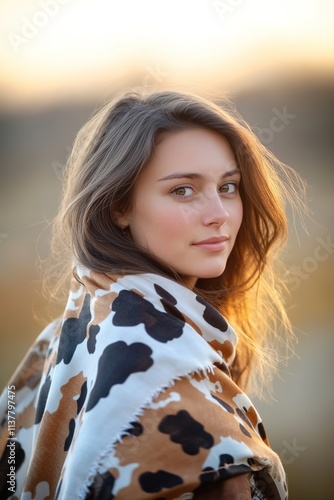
left=201, top=188, right=229, bottom=226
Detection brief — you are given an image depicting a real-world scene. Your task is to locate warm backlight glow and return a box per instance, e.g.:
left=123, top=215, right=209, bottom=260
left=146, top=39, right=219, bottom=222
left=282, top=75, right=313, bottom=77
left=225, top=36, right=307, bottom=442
left=1, top=0, right=333, bottom=106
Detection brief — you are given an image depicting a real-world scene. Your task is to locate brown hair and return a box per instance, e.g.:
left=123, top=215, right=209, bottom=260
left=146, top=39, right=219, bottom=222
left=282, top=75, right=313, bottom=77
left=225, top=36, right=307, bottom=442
left=48, top=89, right=306, bottom=397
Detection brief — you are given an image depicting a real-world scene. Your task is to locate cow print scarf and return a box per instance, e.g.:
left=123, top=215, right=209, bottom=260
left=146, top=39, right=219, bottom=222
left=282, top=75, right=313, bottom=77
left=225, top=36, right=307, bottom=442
left=0, top=267, right=287, bottom=499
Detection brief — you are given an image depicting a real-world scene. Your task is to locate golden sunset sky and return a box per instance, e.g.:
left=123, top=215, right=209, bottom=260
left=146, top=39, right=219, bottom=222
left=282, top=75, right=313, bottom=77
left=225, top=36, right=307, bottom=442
left=0, top=0, right=333, bottom=108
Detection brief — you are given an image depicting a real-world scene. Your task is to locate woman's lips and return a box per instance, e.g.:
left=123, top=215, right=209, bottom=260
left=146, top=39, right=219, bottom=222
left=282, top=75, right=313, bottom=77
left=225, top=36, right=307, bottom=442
left=193, top=236, right=229, bottom=251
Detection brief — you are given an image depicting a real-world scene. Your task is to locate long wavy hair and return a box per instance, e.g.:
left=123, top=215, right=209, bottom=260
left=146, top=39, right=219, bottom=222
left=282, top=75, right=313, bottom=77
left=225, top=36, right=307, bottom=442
left=47, top=89, right=306, bottom=397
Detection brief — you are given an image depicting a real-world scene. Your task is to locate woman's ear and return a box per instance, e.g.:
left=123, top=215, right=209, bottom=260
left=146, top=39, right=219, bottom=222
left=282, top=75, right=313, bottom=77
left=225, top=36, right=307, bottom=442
left=111, top=203, right=130, bottom=229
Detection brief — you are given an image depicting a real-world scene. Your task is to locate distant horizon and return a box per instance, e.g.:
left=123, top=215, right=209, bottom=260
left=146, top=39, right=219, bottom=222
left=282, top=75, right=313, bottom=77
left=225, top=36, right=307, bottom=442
left=1, top=63, right=334, bottom=112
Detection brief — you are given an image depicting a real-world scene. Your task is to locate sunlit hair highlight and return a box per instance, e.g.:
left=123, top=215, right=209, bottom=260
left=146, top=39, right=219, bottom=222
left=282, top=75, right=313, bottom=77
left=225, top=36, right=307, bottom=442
left=46, top=89, right=307, bottom=398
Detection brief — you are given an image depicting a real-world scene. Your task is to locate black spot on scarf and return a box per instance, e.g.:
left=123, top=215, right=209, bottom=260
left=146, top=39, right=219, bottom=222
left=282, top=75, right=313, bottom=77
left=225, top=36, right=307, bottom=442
left=86, top=341, right=153, bottom=412
left=56, top=294, right=100, bottom=364
left=158, top=410, right=214, bottom=455
left=112, top=290, right=185, bottom=343
left=196, top=295, right=228, bottom=332
left=154, top=284, right=185, bottom=322
left=139, top=469, right=183, bottom=493
left=35, top=374, right=51, bottom=424
left=199, top=454, right=251, bottom=483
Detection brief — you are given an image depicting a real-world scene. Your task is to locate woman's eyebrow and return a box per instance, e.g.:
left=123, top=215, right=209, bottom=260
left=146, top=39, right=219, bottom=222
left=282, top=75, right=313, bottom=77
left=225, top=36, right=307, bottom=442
left=158, top=168, right=240, bottom=181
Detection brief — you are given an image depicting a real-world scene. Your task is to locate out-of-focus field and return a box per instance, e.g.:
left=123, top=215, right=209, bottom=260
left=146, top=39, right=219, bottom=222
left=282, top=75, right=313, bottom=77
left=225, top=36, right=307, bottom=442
left=0, top=76, right=333, bottom=499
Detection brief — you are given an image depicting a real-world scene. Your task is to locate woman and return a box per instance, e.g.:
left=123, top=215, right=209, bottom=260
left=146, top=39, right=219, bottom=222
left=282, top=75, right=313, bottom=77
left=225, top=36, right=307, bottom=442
left=0, top=90, right=304, bottom=499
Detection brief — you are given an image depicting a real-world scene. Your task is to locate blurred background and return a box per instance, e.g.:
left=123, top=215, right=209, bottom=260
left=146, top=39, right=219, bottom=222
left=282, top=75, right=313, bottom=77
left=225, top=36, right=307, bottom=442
left=0, top=0, right=333, bottom=498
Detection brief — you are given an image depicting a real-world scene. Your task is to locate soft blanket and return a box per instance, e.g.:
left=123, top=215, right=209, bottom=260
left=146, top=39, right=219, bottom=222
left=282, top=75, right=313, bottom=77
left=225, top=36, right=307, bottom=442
left=0, top=267, right=287, bottom=499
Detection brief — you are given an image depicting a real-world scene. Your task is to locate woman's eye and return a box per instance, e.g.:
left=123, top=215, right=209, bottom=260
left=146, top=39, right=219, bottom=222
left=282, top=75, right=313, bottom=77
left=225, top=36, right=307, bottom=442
left=172, top=186, right=194, bottom=198
left=220, top=182, right=238, bottom=194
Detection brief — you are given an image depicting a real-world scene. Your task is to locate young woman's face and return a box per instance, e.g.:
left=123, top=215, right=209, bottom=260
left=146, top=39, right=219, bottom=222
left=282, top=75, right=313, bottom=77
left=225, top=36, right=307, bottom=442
left=119, top=128, right=243, bottom=287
